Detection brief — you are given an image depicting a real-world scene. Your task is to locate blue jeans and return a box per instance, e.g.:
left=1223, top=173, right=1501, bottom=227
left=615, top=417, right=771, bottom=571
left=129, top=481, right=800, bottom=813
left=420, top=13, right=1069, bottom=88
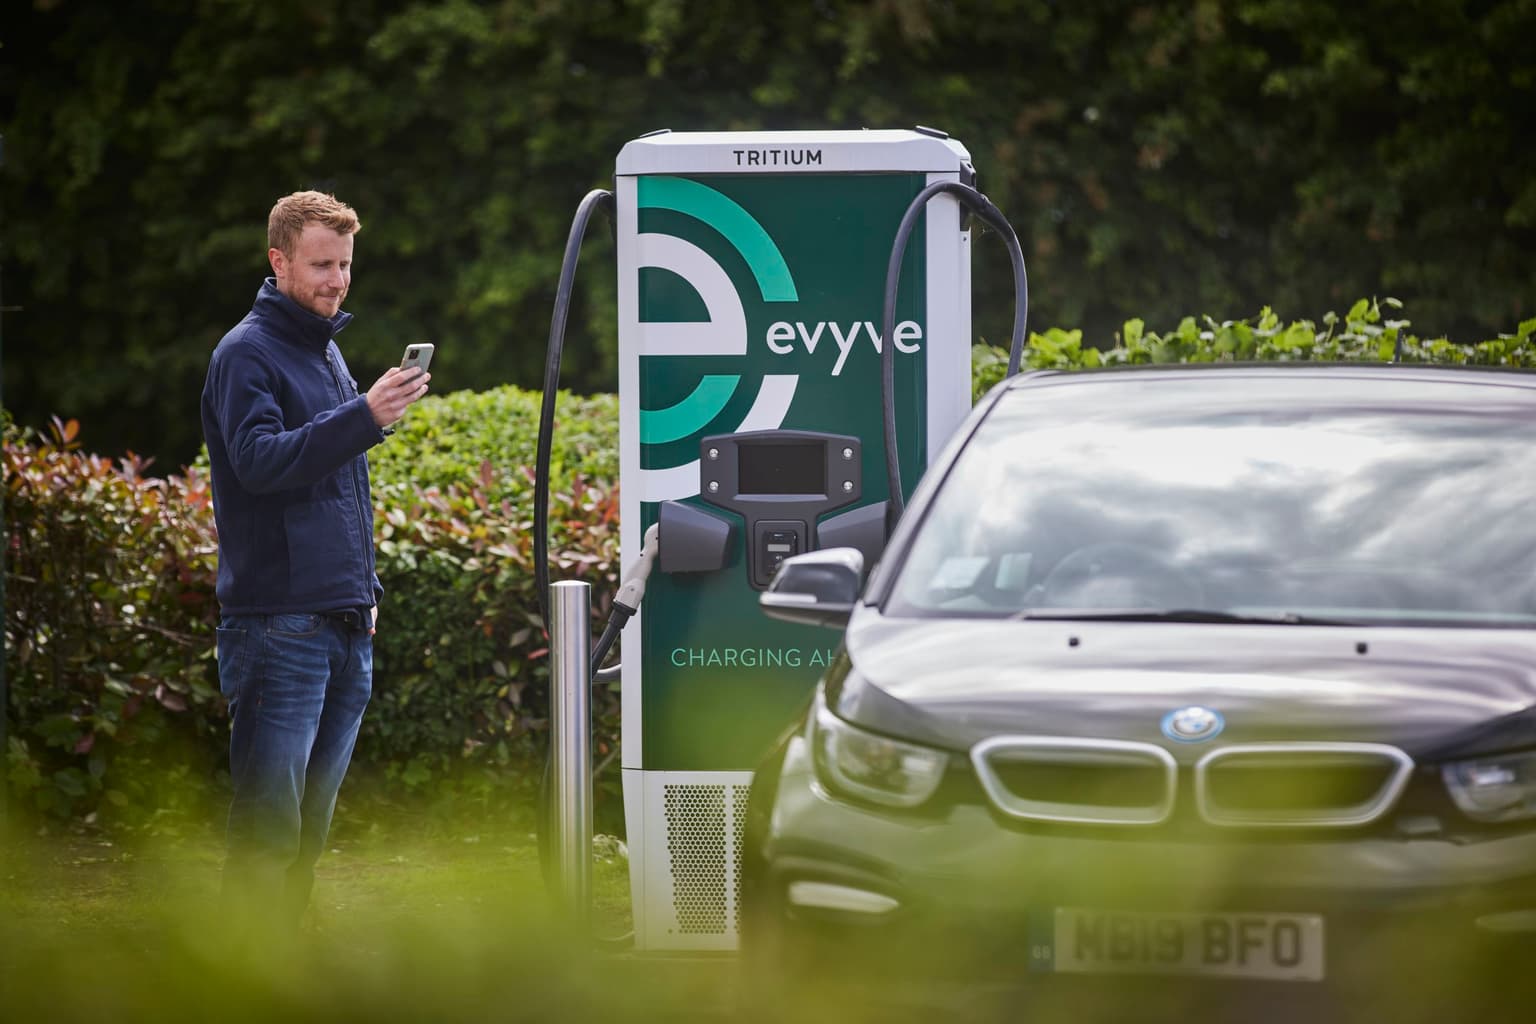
left=215, top=612, right=372, bottom=928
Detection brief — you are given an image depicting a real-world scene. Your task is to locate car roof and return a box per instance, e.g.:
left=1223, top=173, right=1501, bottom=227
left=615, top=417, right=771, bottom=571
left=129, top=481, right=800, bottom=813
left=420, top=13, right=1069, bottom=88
left=1003, top=362, right=1536, bottom=393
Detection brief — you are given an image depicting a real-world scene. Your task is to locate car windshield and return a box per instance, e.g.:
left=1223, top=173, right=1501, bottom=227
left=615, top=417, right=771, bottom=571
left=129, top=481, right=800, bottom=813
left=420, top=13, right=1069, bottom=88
left=888, top=372, right=1536, bottom=627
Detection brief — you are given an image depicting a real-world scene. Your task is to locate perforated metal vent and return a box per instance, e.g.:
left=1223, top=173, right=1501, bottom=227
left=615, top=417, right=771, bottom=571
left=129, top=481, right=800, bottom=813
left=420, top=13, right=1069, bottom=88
left=664, top=784, right=728, bottom=934
left=729, top=783, right=750, bottom=932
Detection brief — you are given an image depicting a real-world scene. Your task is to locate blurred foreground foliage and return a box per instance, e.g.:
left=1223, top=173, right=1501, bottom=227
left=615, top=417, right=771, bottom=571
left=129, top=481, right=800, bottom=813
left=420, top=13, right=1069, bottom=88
left=1, top=811, right=1525, bottom=1024
left=6, top=299, right=1536, bottom=822
left=0, top=814, right=683, bottom=1024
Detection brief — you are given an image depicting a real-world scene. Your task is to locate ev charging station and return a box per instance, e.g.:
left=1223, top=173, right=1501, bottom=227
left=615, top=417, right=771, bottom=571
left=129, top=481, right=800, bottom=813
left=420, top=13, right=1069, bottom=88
left=611, top=129, right=980, bottom=951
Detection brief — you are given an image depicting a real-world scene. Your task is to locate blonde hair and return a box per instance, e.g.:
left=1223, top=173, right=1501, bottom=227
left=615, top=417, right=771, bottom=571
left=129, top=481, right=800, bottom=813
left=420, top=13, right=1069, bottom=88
left=268, top=191, right=360, bottom=257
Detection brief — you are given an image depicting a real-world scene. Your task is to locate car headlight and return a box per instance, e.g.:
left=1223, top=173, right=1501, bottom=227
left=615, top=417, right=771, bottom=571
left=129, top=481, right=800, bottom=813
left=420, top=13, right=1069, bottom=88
left=1442, top=750, right=1536, bottom=823
left=809, top=694, right=947, bottom=808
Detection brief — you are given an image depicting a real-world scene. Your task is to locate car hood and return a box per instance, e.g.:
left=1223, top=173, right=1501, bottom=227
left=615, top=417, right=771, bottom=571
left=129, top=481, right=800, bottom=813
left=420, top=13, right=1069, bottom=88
left=836, top=614, right=1536, bottom=760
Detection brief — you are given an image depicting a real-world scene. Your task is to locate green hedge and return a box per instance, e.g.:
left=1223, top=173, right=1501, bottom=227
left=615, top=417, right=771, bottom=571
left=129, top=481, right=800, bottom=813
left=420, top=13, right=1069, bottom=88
left=363, top=387, right=620, bottom=798
left=3, top=417, right=224, bottom=820
left=974, top=298, right=1536, bottom=394
left=368, top=386, right=619, bottom=506
left=8, top=299, right=1536, bottom=821
left=6, top=390, right=621, bottom=821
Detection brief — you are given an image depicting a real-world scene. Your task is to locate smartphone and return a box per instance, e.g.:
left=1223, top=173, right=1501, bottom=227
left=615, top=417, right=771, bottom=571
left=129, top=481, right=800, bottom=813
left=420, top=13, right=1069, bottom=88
left=400, top=342, right=434, bottom=379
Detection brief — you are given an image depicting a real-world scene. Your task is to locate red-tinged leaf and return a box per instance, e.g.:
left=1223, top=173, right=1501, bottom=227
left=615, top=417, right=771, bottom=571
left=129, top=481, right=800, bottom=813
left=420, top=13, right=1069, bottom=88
left=529, top=647, right=549, bottom=660
left=74, top=733, right=96, bottom=755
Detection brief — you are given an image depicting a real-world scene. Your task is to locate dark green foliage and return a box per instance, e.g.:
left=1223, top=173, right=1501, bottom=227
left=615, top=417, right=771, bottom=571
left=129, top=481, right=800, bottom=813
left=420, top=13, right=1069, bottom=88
left=3, top=0, right=1532, bottom=469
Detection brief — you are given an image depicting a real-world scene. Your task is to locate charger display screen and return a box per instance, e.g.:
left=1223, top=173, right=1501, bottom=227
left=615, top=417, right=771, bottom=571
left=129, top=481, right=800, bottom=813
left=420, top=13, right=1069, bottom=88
left=738, top=442, right=825, bottom=496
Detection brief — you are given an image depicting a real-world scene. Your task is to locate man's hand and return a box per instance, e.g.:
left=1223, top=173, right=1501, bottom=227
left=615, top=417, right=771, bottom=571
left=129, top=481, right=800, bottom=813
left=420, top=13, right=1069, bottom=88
left=367, top=367, right=431, bottom=428
left=370, top=605, right=378, bottom=637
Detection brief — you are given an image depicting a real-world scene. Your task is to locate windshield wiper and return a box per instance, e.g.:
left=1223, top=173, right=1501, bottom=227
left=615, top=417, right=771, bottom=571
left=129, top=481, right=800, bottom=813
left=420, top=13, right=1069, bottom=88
left=1016, top=608, right=1363, bottom=626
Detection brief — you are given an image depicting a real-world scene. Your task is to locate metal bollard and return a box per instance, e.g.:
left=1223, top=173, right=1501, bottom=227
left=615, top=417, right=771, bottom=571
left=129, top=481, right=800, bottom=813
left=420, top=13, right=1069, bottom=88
left=549, top=580, right=593, bottom=930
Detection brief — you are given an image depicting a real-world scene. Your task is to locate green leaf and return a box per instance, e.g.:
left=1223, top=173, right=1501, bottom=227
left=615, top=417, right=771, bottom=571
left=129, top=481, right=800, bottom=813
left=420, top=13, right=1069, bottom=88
left=52, top=768, right=89, bottom=798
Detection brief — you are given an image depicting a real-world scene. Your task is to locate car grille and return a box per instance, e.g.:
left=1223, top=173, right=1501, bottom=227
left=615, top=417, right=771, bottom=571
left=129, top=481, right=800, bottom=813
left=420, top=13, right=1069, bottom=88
left=970, top=737, right=1414, bottom=829
left=969, top=737, right=1177, bottom=826
left=1194, top=743, right=1415, bottom=827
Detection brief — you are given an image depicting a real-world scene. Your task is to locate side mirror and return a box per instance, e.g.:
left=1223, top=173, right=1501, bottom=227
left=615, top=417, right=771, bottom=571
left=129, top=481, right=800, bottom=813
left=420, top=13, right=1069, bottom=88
left=759, top=547, right=864, bottom=629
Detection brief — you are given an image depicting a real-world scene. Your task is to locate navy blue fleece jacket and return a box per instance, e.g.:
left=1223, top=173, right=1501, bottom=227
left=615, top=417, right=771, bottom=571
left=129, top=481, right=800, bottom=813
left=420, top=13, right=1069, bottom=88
left=201, top=279, right=386, bottom=616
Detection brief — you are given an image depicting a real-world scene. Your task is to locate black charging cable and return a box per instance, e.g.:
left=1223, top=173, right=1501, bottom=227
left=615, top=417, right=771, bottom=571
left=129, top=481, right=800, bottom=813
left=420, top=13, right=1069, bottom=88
left=880, top=181, right=1028, bottom=526
left=535, top=188, right=615, bottom=636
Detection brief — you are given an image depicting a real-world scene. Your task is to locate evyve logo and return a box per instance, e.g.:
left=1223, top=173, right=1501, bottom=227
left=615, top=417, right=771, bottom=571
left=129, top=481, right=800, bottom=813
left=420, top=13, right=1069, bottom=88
left=630, top=175, right=924, bottom=501
left=766, top=319, right=924, bottom=377
left=632, top=175, right=801, bottom=502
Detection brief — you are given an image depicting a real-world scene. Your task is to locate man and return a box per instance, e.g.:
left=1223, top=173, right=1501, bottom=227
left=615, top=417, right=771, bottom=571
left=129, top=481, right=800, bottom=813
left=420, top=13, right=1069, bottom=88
left=201, top=190, right=428, bottom=929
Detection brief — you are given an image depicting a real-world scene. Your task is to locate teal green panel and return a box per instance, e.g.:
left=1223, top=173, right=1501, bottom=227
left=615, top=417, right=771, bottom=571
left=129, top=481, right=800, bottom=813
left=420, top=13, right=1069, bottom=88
left=635, top=171, right=935, bottom=771
left=638, top=265, right=710, bottom=323
left=638, top=176, right=799, bottom=302
left=639, top=374, right=741, bottom=445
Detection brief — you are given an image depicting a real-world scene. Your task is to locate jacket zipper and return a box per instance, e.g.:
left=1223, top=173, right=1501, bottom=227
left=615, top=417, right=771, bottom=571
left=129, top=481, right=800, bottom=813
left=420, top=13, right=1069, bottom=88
left=324, top=346, right=375, bottom=608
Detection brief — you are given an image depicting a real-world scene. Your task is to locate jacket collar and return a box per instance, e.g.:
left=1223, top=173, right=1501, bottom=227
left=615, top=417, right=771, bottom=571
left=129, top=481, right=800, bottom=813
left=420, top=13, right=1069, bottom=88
left=252, top=278, right=353, bottom=351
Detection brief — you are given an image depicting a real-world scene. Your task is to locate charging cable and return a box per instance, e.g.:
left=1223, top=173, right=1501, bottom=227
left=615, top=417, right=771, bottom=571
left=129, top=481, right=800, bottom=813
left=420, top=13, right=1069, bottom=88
left=880, top=181, right=1028, bottom=526
left=589, top=523, right=660, bottom=678
left=535, top=188, right=616, bottom=638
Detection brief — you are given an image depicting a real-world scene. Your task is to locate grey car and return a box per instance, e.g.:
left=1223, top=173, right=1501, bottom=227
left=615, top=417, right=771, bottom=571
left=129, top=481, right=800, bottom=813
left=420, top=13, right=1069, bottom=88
left=741, top=365, right=1536, bottom=1022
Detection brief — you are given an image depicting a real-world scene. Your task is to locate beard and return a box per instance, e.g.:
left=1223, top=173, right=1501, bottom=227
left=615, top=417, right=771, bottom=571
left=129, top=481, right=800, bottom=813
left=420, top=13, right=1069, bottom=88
left=292, top=284, right=346, bottom=318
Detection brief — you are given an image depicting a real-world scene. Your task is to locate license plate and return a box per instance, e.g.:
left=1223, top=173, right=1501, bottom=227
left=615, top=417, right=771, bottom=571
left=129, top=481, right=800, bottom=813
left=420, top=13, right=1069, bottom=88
left=1037, top=908, right=1325, bottom=981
